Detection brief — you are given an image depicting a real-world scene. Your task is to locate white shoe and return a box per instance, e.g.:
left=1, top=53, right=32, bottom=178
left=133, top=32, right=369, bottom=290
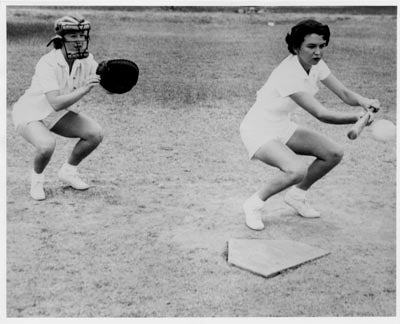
left=58, top=163, right=90, bottom=190
left=243, top=196, right=265, bottom=230
left=284, top=188, right=320, bottom=218
left=30, top=170, right=45, bottom=201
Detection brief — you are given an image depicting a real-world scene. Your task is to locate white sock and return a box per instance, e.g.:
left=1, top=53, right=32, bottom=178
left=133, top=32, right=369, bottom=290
left=62, top=162, right=77, bottom=172
left=247, top=191, right=265, bottom=209
left=32, top=169, right=44, bottom=180
left=289, top=186, right=307, bottom=199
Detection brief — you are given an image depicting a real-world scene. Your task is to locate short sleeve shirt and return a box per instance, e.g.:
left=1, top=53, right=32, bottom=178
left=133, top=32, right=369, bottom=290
left=12, top=49, right=98, bottom=125
left=241, top=54, right=331, bottom=128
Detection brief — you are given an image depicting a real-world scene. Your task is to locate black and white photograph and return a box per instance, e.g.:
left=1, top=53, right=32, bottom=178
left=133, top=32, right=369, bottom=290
left=2, top=0, right=398, bottom=321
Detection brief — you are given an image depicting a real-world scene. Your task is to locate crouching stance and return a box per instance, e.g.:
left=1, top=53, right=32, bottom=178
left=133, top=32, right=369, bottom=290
left=12, top=15, right=104, bottom=200
left=240, top=19, right=379, bottom=230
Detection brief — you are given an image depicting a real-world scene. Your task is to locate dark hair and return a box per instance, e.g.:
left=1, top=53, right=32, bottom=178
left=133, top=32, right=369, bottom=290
left=285, top=19, right=330, bottom=55
left=52, top=38, right=63, bottom=49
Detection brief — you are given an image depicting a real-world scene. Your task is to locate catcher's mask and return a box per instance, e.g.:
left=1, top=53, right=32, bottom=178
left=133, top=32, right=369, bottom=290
left=47, top=15, right=91, bottom=60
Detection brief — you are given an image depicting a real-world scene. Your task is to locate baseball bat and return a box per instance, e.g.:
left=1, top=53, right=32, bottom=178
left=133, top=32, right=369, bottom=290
left=347, top=112, right=371, bottom=140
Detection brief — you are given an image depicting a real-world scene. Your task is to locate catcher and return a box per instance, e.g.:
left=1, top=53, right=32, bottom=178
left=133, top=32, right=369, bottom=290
left=12, top=15, right=104, bottom=200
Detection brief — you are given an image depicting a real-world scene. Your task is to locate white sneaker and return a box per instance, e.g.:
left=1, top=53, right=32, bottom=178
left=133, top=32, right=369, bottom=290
left=284, top=188, right=320, bottom=218
left=58, top=163, right=90, bottom=190
left=243, top=195, right=265, bottom=230
left=30, top=170, right=45, bottom=201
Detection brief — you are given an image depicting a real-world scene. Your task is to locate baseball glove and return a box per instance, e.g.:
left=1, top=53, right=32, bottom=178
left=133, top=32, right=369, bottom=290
left=96, top=59, right=139, bottom=94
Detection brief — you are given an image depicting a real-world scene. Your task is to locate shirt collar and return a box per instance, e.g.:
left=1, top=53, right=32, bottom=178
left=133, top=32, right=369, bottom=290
left=292, top=54, right=315, bottom=79
left=55, top=49, right=68, bottom=68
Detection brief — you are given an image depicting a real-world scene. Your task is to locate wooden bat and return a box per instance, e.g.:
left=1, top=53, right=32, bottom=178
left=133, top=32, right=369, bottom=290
left=347, top=112, right=372, bottom=140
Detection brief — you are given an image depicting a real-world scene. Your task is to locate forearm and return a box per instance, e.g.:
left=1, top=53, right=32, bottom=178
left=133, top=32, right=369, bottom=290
left=290, top=92, right=360, bottom=125
left=321, top=75, right=376, bottom=108
left=317, top=110, right=360, bottom=125
left=50, top=87, right=89, bottom=111
left=339, top=89, right=367, bottom=107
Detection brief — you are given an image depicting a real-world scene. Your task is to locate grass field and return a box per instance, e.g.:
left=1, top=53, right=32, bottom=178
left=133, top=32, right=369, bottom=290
left=6, top=6, right=397, bottom=318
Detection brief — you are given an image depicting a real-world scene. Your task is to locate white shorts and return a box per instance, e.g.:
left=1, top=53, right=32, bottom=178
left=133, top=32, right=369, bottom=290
left=13, top=108, right=70, bottom=134
left=240, top=119, right=298, bottom=160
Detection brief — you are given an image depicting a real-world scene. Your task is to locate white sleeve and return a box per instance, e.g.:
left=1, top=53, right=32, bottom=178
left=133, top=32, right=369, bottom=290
left=36, top=58, right=60, bottom=93
left=274, top=73, right=309, bottom=97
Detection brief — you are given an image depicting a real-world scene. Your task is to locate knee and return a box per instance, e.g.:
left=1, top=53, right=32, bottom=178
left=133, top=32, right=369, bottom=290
left=36, top=138, right=56, bottom=157
left=285, top=164, right=308, bottom=184
left=86, top=125, right=104, bottom=146
left=327, top=147, right=344, bottom=165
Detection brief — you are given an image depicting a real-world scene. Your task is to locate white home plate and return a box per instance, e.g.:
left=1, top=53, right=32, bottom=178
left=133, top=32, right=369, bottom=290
left=228, top=239, right=330, bottom=278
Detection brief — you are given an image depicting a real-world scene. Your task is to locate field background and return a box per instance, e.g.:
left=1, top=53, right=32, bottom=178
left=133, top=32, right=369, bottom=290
left=6, top=6, right=397, bottom=317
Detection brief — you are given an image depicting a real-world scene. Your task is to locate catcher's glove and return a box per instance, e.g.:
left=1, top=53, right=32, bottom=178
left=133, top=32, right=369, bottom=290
left=96, top=59, right=139, bottom=94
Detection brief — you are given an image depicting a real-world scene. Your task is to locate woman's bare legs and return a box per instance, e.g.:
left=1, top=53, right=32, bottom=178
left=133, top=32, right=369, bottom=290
left=244, top=139, right=307, bottom=230
left=245, top=127, right=344, bottom=229
left=51, top=111, right=103, bottom=166
left=51, top=111, right=103, bottom=189
left=286, top=127, right=344, bottom=190
left=19, top=121, right=56, bottom=174
left=19, top=121, right=56, bottom=200
left=283, top=127, right=344, bottom=217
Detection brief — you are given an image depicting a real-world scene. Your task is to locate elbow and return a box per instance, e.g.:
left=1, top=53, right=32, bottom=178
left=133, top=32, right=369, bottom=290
left=340, top=89, right=356, bottom=105
left=47, top=99, right=64, bottom=112
left=314, top=111, right=330, bottom=123
left=49, top=103, right=62, bottom=112
left=316, top=111, right=341, bottom=124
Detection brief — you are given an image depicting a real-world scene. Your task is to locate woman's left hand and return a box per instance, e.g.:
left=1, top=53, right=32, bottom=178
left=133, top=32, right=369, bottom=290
left=361, top=98, right=380, bottom=113
left=356, top=110, right=374, bottom=126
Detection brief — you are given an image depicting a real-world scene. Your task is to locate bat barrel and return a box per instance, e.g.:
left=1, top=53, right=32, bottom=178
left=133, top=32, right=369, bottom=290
left=347, top=112, right=371, bottom=140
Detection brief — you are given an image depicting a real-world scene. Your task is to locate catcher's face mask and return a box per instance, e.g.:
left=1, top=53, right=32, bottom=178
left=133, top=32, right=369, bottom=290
left=47, top=15, right=91, bottom=60
left=63, top=30, right=90, bottom=59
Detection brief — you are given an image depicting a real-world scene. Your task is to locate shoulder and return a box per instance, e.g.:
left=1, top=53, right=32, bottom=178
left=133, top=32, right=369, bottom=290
left=83, top=53, right=96, bottom=63
left=83, top=52, right=95, bottom=61
left=273, top=55, right=295, bottom=72
left=36, top=49, right=61, bottom=68
left=315, top=59, right=331, bottom=79
left=271, top=55, right=304, bottom=80
left=37, top=50, right=53, bottom=62
left=81, top=53, right=98, bottom=68
left=35, top=50, right=57, bottom=71
left=317, top=59, right=330, bottom=70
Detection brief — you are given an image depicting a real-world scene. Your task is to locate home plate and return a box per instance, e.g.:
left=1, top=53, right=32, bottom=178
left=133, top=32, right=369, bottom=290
left=228, top=239, right=330, bottom=278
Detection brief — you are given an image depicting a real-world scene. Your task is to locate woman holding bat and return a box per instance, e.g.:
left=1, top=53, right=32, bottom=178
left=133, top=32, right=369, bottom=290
left=12, top=15, right=103, bottom=200
left=240, top=19, right=380, bottom=230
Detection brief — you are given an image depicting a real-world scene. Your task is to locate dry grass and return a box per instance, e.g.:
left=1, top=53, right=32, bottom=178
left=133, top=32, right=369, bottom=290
left=6, top=7, right=397, bottom=318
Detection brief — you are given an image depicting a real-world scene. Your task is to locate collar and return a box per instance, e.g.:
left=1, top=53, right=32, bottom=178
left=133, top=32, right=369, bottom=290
left=54, top=49, right=68, bottom=68
left=291, top=54, right=315, bottom=79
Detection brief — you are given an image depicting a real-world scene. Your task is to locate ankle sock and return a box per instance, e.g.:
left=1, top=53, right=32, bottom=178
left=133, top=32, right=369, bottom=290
left=289, top=186, right=307, bottom=199
left=32, top=169, right=44, bottom=180
left=247, top=192, right=265, bottom=209
left=62, top=162, right=77, bottom=173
